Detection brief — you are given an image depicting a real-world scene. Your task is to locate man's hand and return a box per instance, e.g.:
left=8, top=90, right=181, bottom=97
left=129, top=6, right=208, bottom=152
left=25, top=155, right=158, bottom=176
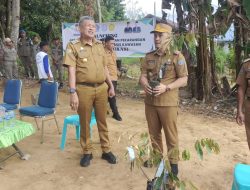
left=108, top=86, right=115, bottom=97
left=236, top=111, right=245, bottom=125
left=153, top=83, right=170, bottom=96
left=70, top=92, right=79, bottom=111
left=47, top=76, right=53, bottom=82
left=143, top=83, right=153, bottom=95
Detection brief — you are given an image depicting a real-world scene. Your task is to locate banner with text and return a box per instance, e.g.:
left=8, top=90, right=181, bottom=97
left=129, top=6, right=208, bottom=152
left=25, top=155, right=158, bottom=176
left=62, top=18, right=155, bottom=57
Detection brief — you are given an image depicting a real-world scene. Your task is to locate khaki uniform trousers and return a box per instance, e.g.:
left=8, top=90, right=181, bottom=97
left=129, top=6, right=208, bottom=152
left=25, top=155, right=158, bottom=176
left=245, top=99, right=250, bottom=150
left=4, top=61, right=18, bottom=79
left=20, top=56, right=34, bottom=77
left=145, top=104, right=179, bottom=164
left=52, top=60, right=63, bottom=83
left=77, top=83, right=111, bottom=154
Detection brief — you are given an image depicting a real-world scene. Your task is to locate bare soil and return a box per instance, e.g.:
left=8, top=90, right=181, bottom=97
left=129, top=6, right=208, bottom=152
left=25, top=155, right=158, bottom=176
left=0, top=80, right=249, bottom=190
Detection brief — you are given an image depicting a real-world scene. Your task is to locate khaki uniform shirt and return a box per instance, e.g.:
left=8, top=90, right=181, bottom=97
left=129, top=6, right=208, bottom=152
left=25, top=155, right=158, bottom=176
left=17, top=38, right=33, bottom=57
left=51, top=44, right=63, bottom=63
left=3, top=46, right=17, bottom=62
left=236, top=58, right=250, bottom=97
left=63, top=38, right=107, bottom=83
left=105, top=48, right=118, bottom=81
left=141, top=50, right=188, bottom=106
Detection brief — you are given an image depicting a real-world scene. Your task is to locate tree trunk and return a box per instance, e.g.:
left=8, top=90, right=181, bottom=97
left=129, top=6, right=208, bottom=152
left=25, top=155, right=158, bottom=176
left=6, top=0, right=12, bottom=36
left=234, top=19, right=242, bottom=77
left=0, top=22, right=5, bottom=39
left=196, top=2, right=212, bottom=102
left=196, top=42, right=204, bottom=100
left=210, top=36, right=222, bottom=96
left=210, top=37, right=216, bottom=86
left=10, top=0, right=20, bottom=47
left=174, top=0, right=186, bottom=32
left=234, top=5, right=243, bottom=77
left=84, top=0, right=95, bottom=17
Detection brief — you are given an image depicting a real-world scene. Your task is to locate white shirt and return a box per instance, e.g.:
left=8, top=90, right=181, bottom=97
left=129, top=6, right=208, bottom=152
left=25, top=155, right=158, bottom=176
left=36, top=51, right=53, bottom=79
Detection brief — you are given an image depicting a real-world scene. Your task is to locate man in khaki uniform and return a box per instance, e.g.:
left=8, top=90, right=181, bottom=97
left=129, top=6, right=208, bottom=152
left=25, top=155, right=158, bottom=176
left=2, top=38, right=18, bottom=79
left=104, top=36, right=122, bottom=121
left=51, top=37, right=64, bottom=89
left=236, top=57, right=250, bottom=150
left=140, top=23, right=188, bottom=177
left=17, top=30, right=34, bottom=78
left=63, top=16, right=117, bottom=167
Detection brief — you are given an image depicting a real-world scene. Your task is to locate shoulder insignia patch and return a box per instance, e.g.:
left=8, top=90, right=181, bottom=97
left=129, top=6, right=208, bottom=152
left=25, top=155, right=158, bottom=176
left=70, top=39, right=80, bottom=44
left=96, top=39, right=102, bottom=44
left=177, top=59, right=185, bottom=65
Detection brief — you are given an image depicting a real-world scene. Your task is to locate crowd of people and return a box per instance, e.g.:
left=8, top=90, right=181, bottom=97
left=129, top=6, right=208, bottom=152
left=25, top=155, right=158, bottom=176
left=0, top=30, right=64, bottom=89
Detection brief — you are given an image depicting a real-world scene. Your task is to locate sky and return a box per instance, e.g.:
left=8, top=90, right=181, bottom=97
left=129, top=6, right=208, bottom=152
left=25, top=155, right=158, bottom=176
left=124, top=0, right=233, bottom=41
left=125, top=0, right=218, bottom=19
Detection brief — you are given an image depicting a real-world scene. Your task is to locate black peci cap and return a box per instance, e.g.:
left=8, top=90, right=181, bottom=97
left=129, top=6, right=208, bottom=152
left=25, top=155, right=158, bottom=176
left=39, top=41, right=49, bottom=48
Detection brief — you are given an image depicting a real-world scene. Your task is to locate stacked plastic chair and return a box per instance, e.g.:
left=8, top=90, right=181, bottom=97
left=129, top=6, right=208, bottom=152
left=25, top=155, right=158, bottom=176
left=60, top=110, right=96, bottom=150
left=232, top=163, right=250, bottom=190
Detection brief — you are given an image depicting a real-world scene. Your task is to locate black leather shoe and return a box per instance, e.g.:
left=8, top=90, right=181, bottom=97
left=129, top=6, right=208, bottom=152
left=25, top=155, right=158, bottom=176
left=58, top=83, right=63, bottom=89
left=170, top=163, right=178, bottom=176
left=112, top=113, right=122, bottom=121
left=80, top=154, right=93, bottom=167
left=101, top=152, right=117, bottom=164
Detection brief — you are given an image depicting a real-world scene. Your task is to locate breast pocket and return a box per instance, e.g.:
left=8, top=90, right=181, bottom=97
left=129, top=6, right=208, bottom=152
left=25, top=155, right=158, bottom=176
left=77, top=52, right=90, bottom=67
left=146, top=60, right=156, bottom=70
left=166, top=64, right=174, bottom=71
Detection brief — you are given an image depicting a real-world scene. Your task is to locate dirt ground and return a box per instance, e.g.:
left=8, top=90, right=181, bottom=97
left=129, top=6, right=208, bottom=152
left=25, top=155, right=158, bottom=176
left=0, top=81, right=250, bottom=190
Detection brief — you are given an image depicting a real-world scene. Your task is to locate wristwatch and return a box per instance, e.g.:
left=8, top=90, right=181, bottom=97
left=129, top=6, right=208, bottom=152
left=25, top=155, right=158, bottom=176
left=69, top=88, right=76, bottom=94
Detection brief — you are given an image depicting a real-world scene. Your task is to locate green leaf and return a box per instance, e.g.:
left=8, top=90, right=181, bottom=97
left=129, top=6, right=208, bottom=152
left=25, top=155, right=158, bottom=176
left=180, top=181, right=186, bottom=190
left=182, top=150, right=191, bottom=161
left=195, top=140, right=203, bottom=160
left=243, top=0, right=250, bottom=20
left=187, top=181, right=199, bottom=190
left=154, top=171, right=164, bottom=189
left=165, top=160, right=171, bottom=172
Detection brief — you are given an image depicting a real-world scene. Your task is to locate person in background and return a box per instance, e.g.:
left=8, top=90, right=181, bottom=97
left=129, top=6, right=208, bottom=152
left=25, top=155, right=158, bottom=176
left=17, top=29, right=35, bottom=79
left=32, top=35, right=40, bottom=79
left=124, top=22, right=132, bottom=33
left=104, top=36, right=122, bottom=121
left=36, top=41, right=53, bottom=83
left=133, top=21, right=141, bottom=33
left=51, top=37, right=64, bottom=89
left=64, top=16, right=117, bottom=167
left=2, top=38, right=18, bottom=79
left=139, top=23, right=188, bottom=187
left=236, top=57, right=250, bottom=150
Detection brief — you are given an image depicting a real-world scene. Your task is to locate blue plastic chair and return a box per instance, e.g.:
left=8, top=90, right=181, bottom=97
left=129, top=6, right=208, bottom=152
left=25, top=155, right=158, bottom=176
left=60, top=111, right=97, bottom=150
left=232, top=163, right=250, bottom=190
left=0, top=79, right=22, bottom=111
left=19, top=81, right=61, bottom=143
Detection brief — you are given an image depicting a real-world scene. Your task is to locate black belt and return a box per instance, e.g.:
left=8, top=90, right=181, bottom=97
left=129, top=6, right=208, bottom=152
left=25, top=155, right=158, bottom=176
left=77, top=82, right=104, bottom=87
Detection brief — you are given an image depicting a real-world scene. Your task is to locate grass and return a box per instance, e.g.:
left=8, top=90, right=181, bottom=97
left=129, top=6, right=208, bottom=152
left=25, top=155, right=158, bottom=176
left=117, top=78, right=142, bottom=98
